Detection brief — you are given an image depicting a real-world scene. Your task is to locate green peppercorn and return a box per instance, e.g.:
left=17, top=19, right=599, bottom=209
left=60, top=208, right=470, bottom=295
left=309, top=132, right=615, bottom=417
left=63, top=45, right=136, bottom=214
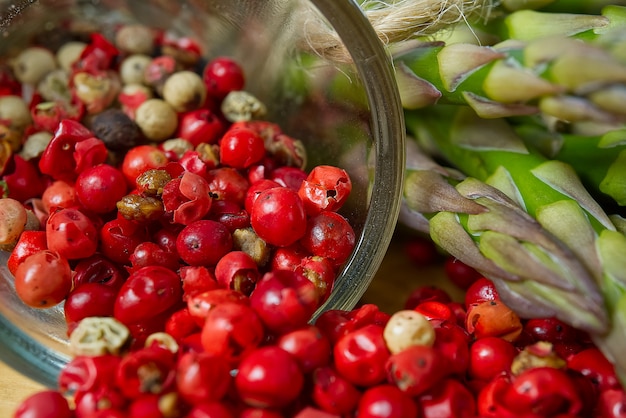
left=136, top=169, right=172, bottom=196
left=116, top=194, right=164, bottom=222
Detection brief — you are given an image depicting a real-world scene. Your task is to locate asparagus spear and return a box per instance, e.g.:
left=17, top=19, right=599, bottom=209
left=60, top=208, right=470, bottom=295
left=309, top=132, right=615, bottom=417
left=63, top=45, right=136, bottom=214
left=403, top=104, right=626, bottom=385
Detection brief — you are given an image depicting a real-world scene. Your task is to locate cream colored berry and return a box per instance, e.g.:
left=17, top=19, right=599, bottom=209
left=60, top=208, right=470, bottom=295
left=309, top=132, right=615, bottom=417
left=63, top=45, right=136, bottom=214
left=56, top=41, right=87, bottom=72
left=383, top=309, right=436, bottom=354
left=120, top=54, right=152, bottom=85
left=115, top=23, right=156, bottom=55
left=221, top=90, right=267, bottom=122
left=19, top=131, right=53, bottom=160
left=69, top=317, right=130, bottom=356
left=37, top=69, right=71, bottom=102
left=135, top=98, right=178, bottom=141
left=0, top=95, right=32, bottom=130
left=162, top=70, right=206, bottom=112
left=11, top=46, right=57, bottom=85
left=0, top=198, right=28, bottom=248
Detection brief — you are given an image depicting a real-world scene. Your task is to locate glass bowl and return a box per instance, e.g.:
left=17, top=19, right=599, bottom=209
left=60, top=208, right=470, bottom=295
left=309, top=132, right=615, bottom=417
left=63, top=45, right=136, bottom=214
left=0, top=0, right=405, bottom=388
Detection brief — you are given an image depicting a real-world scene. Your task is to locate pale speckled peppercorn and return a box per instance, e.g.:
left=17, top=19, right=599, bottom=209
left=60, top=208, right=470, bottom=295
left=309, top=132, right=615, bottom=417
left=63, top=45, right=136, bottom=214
left=162, top=70, right=207, bottom=112
left=119, top=54, right=152, bottom=85
left=55, top=41, right=86, bottom=72
left=10, top=46, right=57, bottom=85
left=115, top=23, right=156, bottom=55
left=0, top=95, right=32, bottom=131
left=19, top=131, right=53, bottom=160
left=221, top=90, right=267, bottom=122
left=134, top=98, right=178, bottom=141
left=37, top=69, right=71, bottom=102
left=383, top=309, right=436, bottom=354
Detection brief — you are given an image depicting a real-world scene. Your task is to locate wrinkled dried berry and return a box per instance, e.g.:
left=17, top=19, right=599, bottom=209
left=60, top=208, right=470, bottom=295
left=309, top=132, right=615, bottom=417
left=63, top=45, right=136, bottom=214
left=91, top=108, right=142, bottom=151
left=117, top=194, right=165, bottom=222
left=136, top=169, right=172, bottom=196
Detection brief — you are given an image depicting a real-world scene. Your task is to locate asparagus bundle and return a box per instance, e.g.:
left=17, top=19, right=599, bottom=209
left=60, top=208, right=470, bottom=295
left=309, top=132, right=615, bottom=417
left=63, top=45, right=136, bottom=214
left=402, top=104, right=626, bottom=386
left=392, top=6, right=626, bottom=121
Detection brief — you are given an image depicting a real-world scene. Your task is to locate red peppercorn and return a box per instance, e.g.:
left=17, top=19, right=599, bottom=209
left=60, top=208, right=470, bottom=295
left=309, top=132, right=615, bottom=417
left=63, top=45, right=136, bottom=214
left=14, top=250, right=73, bottom=308
left=385, top=344, right=449, bottom=397
left=277, top=325, right=332, bottom=373
left=444, top=257, right=482, bottom=290
left=235, top=346, right=304, bottom=409
left=176, top=351, right=232, bottom=405
left=250, top=186, right=307, bottom=247
left=75, top=164, right=128, bottom=214
left=356, top=384, right=418, bottom=418
left=176, top=219, right=233, bottom=266
left=46, top=207, right=99, bottom=260
left=464, top=277, right=499, bottom=308
left=203, top=56, right=245, bottom=100
left=200, top=302, right=265, bottom=365
left=297, top=165, right=352, bottom=216
left=219, top=126, right=266, bottom=169
left=249, top=270, right=319, bottom=335
left=468, top=336, right=517, bottom=382
left=419, top=378, right=477, bottom=418
left=334, top=324, right=390, bottom=387
left=14, top=390, right=73, bottom=418
left=214, top=250, right=260, bottom=296
left=299, top=211, right=356, bottom=266
left=113, top=266, right=183, bottom=327
left=311, top=366, right=361, bottom=415
left=567, top=347, right=620, bottom=392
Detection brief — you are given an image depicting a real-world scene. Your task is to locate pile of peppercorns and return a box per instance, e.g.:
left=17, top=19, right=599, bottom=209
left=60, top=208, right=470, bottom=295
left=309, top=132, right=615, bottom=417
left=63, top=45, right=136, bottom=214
left=1, top=17, right=626, bottom=418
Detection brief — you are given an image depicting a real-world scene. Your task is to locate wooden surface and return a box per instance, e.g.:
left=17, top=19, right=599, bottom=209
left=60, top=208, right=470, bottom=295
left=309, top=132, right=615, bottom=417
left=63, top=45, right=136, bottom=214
left=0, top=231, right=459, bottom=415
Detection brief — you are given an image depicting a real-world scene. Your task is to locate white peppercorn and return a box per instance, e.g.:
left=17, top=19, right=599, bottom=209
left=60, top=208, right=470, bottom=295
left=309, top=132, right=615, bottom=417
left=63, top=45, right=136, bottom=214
left=0, top=95, right=32, bottom=130
left=56, top=41, right=87, bottom=72
left=383, top=309, right=436, bottom=354
left=221, top=90, right=267, bottom=122
left=115, top=23, right=156, bottom=55
left=119, top=54, right=152, bottom=85
left=162, top=70, right=206, bottom=112
left=19, top=131, right=53, bottom=160
left=134, top=98, right=178, bottom=141
left=37, top=69, right=71, bottom=102
left=10, top=46, right=57, bottom=85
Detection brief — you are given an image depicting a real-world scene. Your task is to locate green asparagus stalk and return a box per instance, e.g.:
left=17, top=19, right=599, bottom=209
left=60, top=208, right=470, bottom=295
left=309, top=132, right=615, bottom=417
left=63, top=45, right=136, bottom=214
left=403, top=104, right=626, bottom=385
left=392, top=30, right=626, bottom=121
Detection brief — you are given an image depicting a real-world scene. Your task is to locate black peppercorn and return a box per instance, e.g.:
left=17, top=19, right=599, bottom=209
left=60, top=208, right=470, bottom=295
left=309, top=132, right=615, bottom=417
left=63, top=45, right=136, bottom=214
left=91, top=108, right=142, bottom=151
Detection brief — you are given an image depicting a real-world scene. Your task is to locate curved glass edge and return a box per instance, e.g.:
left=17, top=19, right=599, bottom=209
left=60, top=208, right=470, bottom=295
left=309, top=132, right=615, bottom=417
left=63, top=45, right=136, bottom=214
left=311, top=0, right=406, bottom=319
left=0, top=313, right=70, bottom=388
